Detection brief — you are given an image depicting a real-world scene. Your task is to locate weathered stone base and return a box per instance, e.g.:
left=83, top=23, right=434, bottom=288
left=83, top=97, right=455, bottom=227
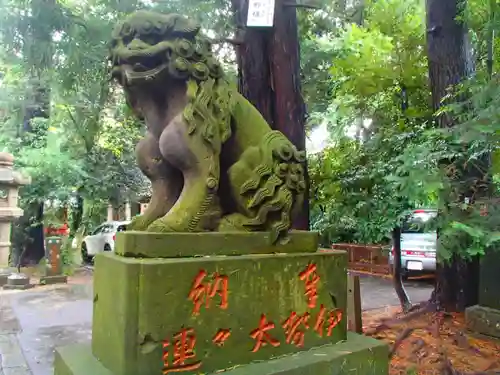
left=3, top=274, right=33, bottom=290
left=54, top=333, right=388, bottom=375
left=91, top=250, right=349, bottom=375
left=3, top=283, right=34, bottom=290
left=54, top=231, right=388, bottom=375
left=0, top=268, right=13, bottom=286
left=39, top=275, right=68, bottom=285
left=0, top=273, right=8, bottom=286
left=466, top=305, right=500, bottom=339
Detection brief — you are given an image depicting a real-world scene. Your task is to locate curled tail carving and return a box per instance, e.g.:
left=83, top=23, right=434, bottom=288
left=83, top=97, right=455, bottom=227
left=227, top=131, right=306, bottom=243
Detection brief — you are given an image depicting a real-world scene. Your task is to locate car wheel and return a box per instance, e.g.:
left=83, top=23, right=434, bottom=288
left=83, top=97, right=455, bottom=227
left=104, top=244, right=112, bottom=252
left=81, top=243, right=92, bottom=264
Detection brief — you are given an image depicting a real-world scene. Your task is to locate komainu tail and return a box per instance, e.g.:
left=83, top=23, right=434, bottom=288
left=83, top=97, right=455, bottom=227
left=227, top=131, right=306, bottom=243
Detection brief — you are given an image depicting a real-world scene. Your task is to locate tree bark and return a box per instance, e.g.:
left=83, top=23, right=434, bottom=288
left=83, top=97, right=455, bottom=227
left=430, top=254, right=480, bottom=311
left=15, top=0, right=56, bottom=266
left=392, top=226, right=412, bottom=312
left=486, top=0, right=495, bottom=78
left=426, top=0, right=481, bottom=311
left=70, top=189, right=84, bottom=234
left=232, top=0, right=273, bottom=124
left=231, top=0, right=309, bottom=229
left=426, top=0, right=475, bottom=124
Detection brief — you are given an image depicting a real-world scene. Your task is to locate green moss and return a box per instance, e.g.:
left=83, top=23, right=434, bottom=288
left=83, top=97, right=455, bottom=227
left=224, top=129, right=307, bottom=243
left=212, top=333, right=388, bottom=375
left=39, top=275, right=67, bottom=285
left=91, top=254, right=141, bottom=375
left=91, top=250, right=348, bottom=375
left=110, top=10, right=307, bottom=245
left=114, top=230, right=319, bottom=258
left=54, top=344, right=113, bottom=375
left=465, top=305, right=500, bottom=339
left=479, top=249, right=500, bottom=310
left=54, top=333, right=388, bottom=375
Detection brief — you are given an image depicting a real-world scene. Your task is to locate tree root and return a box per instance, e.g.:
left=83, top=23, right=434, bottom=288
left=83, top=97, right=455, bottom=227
left=364, top=301, right=500, bottom=374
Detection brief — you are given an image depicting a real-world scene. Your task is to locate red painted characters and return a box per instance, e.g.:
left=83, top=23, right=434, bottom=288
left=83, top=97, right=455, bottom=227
left=188, top=270, right=229, bottom=316
left=212, top=329, right=231, bottom=347
left=313, top=304, right=343, bottom=337
left=162, top=328, right=201, bottom=374
left=249, top=314, right=281, bottom=352
left=299, top=263, right=320, bottom=308
left=282, top=311, right=310, bottom=347
left=160, top=263, right=345, bottom=372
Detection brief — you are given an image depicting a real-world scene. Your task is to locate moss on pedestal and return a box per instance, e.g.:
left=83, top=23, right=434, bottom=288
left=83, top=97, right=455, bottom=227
left=92, top=249, right=347, bottom=375
left=114, top=230, right=319, bottom=258
left=466, top=305, right=500, bottom=339
left=55, top=333, right=388, bottom=375
left=54, top=231, right=389, bottom=375
left=479, top=249, right=500, bottom=310
left=466, top=248, right=500, bottom=338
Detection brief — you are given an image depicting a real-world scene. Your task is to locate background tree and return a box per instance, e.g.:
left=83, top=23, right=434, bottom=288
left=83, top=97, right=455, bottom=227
left=231, top=0, right=309, bottom=229
left=425, top=0, right=481, bottom=311
left=1, top=0, right=499, bottom=305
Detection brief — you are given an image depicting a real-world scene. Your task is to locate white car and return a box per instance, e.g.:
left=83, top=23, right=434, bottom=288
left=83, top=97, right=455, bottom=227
left=389, top=209, right=437, bottom=278
left=81, top=221, right=129, bottom=263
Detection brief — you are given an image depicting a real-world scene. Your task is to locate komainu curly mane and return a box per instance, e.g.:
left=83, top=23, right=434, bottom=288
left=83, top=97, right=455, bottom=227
left=109, top=11, right=306, bottom=244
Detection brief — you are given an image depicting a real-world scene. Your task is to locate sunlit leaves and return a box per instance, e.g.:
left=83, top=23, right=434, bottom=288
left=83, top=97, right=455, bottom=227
left=330, top=24, right=395, bottom=97
left=308, top=0, right=433, bottom=245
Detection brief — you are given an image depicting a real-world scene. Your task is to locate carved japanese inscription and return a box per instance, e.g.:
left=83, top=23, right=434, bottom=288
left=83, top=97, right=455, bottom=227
left=158, top=261, right=344, bottom=373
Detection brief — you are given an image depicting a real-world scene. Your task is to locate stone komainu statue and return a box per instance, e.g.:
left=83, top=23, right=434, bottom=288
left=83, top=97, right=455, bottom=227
left=109, top=11, right=306, bottom=243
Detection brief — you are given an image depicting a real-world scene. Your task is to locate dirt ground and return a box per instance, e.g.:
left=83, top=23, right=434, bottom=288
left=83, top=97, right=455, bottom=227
left=363, top=307, right=500, bottom=375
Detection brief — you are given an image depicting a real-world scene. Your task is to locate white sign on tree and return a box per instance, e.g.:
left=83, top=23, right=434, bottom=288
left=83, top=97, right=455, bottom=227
left=246, top=0, right=276, bottom=27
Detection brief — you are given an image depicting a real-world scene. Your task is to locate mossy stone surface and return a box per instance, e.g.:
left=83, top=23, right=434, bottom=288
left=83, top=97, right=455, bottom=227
left=39, top=275, right=67, bottom=285
left=91, top=254, right=141, bottom=375
left=466, top=305, right=500, bottom=339
left=479, top=249, right=500, bottom=310
left=114, top=230, right=319, bottom=258
left=54, top=333, right=388, bottom=375
left=54, top=344, right=113, bottom=375
left=91, top=251, right=347, bottom=375
left=209, top=332, right=389, bottom=375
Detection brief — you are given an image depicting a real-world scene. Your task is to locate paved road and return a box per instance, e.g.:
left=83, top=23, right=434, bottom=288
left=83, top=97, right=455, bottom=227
left=357, top=273, right=434, bottom=310
left=0, top=273, right=433, bottom=375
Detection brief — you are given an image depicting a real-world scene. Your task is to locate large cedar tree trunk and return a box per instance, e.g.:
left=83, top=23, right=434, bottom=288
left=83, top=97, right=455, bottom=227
left=16, top=85, right=49, bottom=267
left=231, top=0, right=309, bottom=230
left=14, top=0, right=56, bottom=266
left=426, top=0, right=481, bottom=311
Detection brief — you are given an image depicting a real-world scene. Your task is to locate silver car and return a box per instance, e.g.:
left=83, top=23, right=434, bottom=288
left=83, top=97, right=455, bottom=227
left=389, top=209, right=437, bottom=277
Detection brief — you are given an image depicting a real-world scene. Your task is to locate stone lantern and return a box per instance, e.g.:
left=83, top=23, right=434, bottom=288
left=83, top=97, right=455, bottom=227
left=0, top=152, right=30, bottom=286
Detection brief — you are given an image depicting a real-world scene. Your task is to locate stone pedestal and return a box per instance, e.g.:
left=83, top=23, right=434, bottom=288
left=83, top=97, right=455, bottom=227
left=54, top=231, right=389, bottom=375
left=0, top=267, right=12, bottom=286
left=466, top=248, right=500, bottom=338
left=40, top=236, right=68, bottom=285
left=3, top=273, right=34, bottom=290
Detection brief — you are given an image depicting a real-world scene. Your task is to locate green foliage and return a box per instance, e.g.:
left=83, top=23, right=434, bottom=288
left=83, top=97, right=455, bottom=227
left=60, top=236, right=75, bottom=270
left=307, top=0, right=500, bottom=265
left=0, top=0, right=497, bottom=265
left=308, top=0, right=433, bottom=245
left=392, top=73, right=500, bottom=260
left=0, top=0, right=234, bottom=239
